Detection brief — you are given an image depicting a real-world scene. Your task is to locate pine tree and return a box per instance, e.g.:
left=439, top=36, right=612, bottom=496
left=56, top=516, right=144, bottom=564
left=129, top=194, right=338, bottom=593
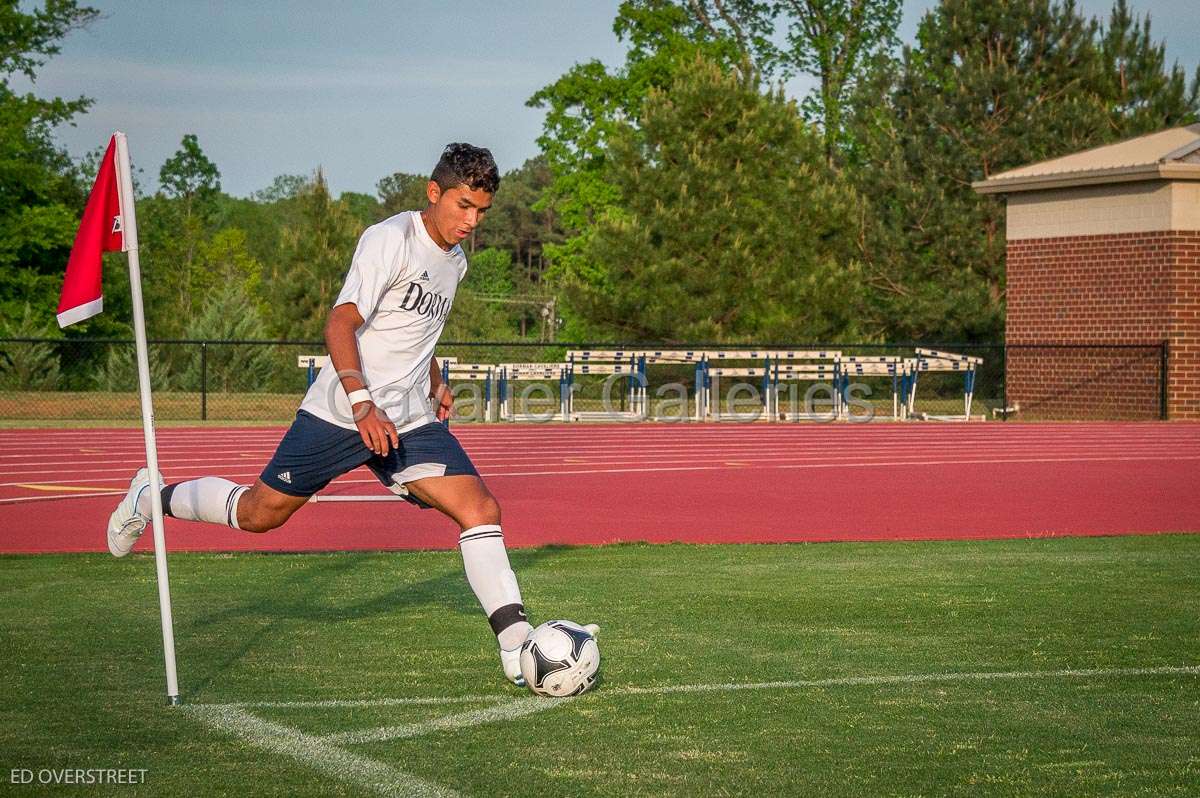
left=181, top=280, right=278, bottom=392
left=846, top=0, right=1200, bottom=343
left=567, top=56, right=866, bottom=342
left=528, top=0, right=752, bottom=290
left=1097, top=0, right=1200, bottom=134
left=263, top=170, right=364, bottom=341
left=136, top=135, right=225, bottom=337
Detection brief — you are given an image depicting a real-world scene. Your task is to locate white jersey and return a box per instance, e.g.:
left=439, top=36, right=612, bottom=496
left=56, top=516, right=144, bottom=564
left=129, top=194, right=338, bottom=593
left=299, top=211, right=467, bottom=433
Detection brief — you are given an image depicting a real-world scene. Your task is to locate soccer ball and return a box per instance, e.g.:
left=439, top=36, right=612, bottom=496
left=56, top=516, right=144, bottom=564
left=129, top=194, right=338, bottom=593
left=519, top=620, right=600, bottom=697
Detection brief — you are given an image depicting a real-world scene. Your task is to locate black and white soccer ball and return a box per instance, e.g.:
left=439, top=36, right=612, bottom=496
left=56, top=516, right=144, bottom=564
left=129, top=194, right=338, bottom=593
left=519, top=620, right=600, bottom=697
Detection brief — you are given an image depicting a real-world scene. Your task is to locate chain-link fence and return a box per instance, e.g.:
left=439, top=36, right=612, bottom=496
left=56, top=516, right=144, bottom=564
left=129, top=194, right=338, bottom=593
left=1005, top=343, right=1168, bottom=421
left=0, top=338, right=1168, bottom=423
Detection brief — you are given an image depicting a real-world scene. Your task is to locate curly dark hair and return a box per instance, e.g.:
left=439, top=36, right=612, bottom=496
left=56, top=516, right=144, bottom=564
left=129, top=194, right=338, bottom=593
left=430, top=143, right=500, bottom=194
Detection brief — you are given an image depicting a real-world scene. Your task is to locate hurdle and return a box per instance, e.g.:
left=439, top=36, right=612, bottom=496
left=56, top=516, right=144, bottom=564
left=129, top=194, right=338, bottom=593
left=298, top=354, right=330, bottom=387
left=440, top=360, right=496, bottom=422
left=638, top=350, right=707, bottom=421
left=698, top=351, right=776, bottom=422
left=497, top=362, right=571, bottom=422
left=565, top=350, right=646, bottom=421
left=767, top=351, right=842, bottom=421
left=837, top=356, right=909, bottom=421
left=300, top=354, right=461, bottom=391
left=906, top=348, right=985, bottom=421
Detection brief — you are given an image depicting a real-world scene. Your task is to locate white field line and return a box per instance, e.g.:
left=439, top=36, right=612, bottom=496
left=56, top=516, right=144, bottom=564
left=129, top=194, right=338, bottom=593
left=204, top=663, right=1200, bottom=712
left=184, top=704, right=458, bottom=798
left=182, top=665, right=1200, bottom=794
left=4, top=441, right=1199, bottom=482
left=232, top=694, right=503, bottom=709
left=315, top=696, right=562, bottom=746
left=4, top=453, right=1200, bottom=504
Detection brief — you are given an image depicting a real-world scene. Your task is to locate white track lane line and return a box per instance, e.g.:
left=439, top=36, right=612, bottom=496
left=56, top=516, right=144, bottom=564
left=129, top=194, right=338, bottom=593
left=5, top=438, right=1198, bottom=466
left=4, top=445, right=1199, bottom=487
left=0, top=490, right=125, bottom=503
left=7, top=424, right=1200, bottom=441
left=483, top=454, right=1200, bottom=478
left=7, top=453, right=1199, bottom=505
left=4, top=426, right=1198, bottom=452
left=5, top=442, right=1197, bottom=475
left=4, top=440, right=1200, bottom=481
left=16, top=432, right=1152, bottom=457
left=3, top=434, right=1198, bottom=475
left=184, top=705, right=459, bottom=798
left=5, top=431, right=1197, bottom=452
left=2, top=420, right=1190, bottom=435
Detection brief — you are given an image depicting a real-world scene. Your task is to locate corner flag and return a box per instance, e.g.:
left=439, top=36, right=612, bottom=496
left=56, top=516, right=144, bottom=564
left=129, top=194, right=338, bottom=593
left=57, top=136, right=125, bottom=327
left=59, top=133, right=182, bottom=705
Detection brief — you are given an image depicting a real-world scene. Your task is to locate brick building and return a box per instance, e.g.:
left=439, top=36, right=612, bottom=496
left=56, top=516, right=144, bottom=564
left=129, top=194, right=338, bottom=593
left=975, top=125, right=1200, bottom=420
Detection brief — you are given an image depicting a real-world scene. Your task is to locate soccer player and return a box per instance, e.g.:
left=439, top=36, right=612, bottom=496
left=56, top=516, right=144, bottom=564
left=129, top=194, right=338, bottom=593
left=107, top=143, right=545, bottom=687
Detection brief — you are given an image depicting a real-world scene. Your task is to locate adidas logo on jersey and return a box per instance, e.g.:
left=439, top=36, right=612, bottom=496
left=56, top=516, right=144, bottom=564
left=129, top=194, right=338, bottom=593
left=277, top=471, right=292, bottom=484
left=418, top=270, right=431, bottom=281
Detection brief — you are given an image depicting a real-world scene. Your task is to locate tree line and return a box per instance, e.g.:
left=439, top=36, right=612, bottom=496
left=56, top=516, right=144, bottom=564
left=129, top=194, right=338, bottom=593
left=2, top=0, right=1198, bottom=366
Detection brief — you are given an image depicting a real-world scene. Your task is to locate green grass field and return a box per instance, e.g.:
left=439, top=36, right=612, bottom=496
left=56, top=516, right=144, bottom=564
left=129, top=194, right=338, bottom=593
left=3, top=536, right=1199, bottom=796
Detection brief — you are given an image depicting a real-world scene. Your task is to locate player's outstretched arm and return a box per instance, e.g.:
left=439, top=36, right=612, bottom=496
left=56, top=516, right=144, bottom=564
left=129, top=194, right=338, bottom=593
left=325, top=302, right=399, bottom=456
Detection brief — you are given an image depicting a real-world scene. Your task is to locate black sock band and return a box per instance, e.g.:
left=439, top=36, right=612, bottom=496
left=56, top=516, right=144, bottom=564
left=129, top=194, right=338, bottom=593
left=225, top=485, right=248, bottom=530
left=488, top=603, right=528, bottom=637
left=160, top=484, right=178, bottom=518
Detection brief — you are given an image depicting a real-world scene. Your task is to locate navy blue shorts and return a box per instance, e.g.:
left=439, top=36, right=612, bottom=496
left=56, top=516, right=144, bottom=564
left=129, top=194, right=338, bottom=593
left=260, top=411, right=479, bottom=507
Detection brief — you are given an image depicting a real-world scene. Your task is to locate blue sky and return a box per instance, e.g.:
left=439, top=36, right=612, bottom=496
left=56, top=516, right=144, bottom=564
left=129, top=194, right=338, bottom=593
left=26, top=0, right=1200, bottom=198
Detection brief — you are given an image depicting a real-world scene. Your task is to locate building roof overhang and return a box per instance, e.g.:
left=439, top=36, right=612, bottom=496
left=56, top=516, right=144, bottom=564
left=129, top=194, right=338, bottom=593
left=972, top=124, right=1200, bottom=195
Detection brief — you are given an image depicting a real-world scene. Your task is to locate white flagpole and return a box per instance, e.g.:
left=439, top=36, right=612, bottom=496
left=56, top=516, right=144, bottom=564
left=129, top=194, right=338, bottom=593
left=114, top=131, right=181, bottom=706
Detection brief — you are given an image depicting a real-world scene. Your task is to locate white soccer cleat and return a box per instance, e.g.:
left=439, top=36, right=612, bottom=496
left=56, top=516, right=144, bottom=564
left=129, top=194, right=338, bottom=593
left=500, top=645, right=526, bottom=687
left=107, top=468, right=152, bottom=558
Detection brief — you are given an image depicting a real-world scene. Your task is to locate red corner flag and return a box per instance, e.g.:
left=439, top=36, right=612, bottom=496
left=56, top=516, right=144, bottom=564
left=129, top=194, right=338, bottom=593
left=57, top=132, right=180, bottom=706
left=57, top=135, right=126, bottom=327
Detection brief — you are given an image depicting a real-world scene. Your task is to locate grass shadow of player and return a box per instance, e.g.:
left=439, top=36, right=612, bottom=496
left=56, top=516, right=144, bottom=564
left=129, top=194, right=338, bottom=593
left=181, top=546, right=566, bottom=697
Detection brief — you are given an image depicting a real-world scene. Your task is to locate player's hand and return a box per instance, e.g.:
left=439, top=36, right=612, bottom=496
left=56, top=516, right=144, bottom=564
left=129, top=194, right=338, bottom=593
left=353, top=401, right=398, bottom=456
left=431, top=383, right=453, bottom=421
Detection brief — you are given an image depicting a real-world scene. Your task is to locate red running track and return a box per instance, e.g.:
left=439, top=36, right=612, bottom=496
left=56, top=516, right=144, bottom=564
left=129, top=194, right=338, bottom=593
left=1, top=422, right=1198, bottom=554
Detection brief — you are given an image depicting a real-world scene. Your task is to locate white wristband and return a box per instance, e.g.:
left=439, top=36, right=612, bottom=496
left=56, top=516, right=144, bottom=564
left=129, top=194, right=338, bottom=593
left=347, top=388, right=372, bottom=406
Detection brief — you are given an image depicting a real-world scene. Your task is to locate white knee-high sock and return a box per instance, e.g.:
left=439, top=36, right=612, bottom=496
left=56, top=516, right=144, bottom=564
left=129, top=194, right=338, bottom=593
left=459, top=525, right=533, bottom=651
left=138, top=477, right=248, bottom=530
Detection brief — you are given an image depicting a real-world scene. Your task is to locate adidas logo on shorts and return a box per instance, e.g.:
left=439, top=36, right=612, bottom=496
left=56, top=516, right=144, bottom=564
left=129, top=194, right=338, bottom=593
left=277, top=471, right=292, bottom=484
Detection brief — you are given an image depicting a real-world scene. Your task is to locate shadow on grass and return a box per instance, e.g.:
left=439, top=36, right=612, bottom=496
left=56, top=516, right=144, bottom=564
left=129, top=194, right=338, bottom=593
left=180, top=547, right=564, bottom=696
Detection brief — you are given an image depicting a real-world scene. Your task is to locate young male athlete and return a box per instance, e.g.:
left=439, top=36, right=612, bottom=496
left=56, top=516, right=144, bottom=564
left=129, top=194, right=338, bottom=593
left=107, top=143, right=562, bottom=687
